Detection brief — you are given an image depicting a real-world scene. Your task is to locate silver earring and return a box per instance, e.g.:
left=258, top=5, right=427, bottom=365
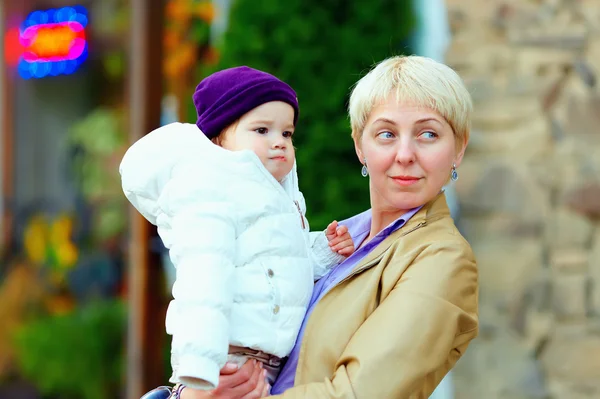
left=361, top=159, right=368, bottom=177
left=451, top=163, right=458, bottom=181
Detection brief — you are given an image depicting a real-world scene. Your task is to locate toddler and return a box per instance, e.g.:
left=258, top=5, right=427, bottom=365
left=120, top=67, right=354, bottom=398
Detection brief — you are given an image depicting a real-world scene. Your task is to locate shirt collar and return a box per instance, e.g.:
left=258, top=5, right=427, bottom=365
left=340, top=205, right=424, bottom=240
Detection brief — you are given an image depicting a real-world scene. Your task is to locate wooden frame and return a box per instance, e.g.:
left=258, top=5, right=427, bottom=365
left=126, top=1, right=166, bottom=397
left=0, top=0, right=29, bottom=256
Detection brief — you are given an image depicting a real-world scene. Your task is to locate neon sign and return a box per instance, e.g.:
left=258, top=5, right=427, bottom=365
left=15, top=6, right=89, bottom=79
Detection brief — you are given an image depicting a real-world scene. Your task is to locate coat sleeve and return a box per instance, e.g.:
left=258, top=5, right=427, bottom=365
left=269, top=240, right=479, bottom=399
left=120, top=123, right=235, bottom=390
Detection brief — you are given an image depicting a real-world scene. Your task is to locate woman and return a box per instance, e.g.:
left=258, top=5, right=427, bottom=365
left=179, top=54, right=478, bottom=399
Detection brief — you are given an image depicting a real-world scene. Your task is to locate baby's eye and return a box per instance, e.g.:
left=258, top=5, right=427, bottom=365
left=283, top=131, right=294, bottom=138
left=255, top=127, right=268, bottom=134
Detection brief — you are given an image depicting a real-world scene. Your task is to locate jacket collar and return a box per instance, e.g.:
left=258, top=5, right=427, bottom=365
left=355, top=192, right=451, bottom=267
left=279, top=161, right=301, bottom=200
left=410, top=191, right=451, bottom=225
left=198, top=124, right=301, bottom=201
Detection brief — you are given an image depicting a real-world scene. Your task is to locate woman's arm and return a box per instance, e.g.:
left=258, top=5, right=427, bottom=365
left=270, top=241, right=478, bottom=398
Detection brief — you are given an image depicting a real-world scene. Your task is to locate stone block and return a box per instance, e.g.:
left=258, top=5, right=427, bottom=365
left=551, top=273, right=590, bottom=319
left=505, top=74, right=545, bottom=96
left=574, top=1, right=600, bottom=29
left=565, top=182, right=600, bottom=220
left=508, top=30, right=587, bottom=50
left=472, top=237, right=543, bottom=307
left=552, top=320, right=590, bottom=339
left=468, top=117, right=552, bottom=160
left=541, top=337, right=600, bottom=384
left=460, top=214, right=543, bottom=241
left=549, top=249, right=589, bottom=273
left=472, top=96, right=544, bottom=131
left=461, top=162, right=550, bottom=221
left=521, top=309, right=554, bottom=353
left=545, top=209, right=594, bottom=250
left=546, top=379, right=600, bottom=399
left=513, top=48, right=576, bottom=77
left=565, top=95, right=600, bottom=142
left=453, top=328, right=549, bottom=399
left=463, top=77, right=496, bottom=101
left=586, top=39, right=600, bottom=82
left=532, top=138, right=599, bottom=193
left=573, top=60, right=596, bottom=89
left=453, top=155, right=486, bottom=202
left=589, top=229, right=600, bottom=314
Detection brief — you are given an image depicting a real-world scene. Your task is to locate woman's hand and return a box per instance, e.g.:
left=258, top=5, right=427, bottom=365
left=180, top=360, right=269, bottom=399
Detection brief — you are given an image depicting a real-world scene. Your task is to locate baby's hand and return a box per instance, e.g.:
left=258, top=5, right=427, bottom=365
left=325, top=221, right=355, bottom=257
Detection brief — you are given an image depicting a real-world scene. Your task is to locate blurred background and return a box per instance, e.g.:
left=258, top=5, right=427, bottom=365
left=0, top=0, right=599, bottom=398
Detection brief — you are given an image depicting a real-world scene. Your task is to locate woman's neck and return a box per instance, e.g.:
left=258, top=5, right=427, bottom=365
left=367, top=207, right=411, bottom=242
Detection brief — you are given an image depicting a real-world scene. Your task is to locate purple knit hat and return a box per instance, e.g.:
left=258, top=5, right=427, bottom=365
left=193, top=66, right=299, bottom=138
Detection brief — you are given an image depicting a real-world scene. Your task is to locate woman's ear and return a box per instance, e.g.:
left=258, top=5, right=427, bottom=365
left=354, top=135, right=364, bottom=164
left=454, top=136, right=468, bottom=167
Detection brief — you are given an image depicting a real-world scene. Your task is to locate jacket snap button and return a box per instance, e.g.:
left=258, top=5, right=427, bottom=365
left=267, top=269, right=274, bottom=278
left=273, top=305, right=280, bottom=314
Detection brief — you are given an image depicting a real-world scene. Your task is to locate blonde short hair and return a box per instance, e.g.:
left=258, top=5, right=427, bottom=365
left=348, top=55, right=472, bottom=146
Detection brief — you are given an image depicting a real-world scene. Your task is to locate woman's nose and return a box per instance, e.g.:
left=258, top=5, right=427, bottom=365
left=394, top=139, right=416, bottom=164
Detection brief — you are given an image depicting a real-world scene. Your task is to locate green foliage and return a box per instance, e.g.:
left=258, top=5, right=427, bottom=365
left=12, top=300, right=126, bottom=399
left=69, top=108, right=124, bottom=156
left=68, top=108, right=127, bottom=241
left=211, top=0, right=416, bottom=228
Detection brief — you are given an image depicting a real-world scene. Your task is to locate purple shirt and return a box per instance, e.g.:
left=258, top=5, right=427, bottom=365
left=271, top=206, right=422, bottom=394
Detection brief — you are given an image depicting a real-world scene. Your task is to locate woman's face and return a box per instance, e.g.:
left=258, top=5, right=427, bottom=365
left=355, top=97, right=466, bottom=214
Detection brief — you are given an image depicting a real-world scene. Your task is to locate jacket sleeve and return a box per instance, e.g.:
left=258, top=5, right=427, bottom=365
left=269, top=240, right=479, bottom=399
left=295, top=193, right=345, bottom=280
left=120, top=123, right=235, bottom=390
left=161, top=171, right=235, bottom=391
left=307, top=231, right=345, bottom=280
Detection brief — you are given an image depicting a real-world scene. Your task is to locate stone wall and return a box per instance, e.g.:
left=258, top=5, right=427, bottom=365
left=444, top=1, right=600, bottom=398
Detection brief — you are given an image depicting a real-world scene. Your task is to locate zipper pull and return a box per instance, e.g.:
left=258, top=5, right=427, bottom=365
left=401, top=221, right=427, bottom=236
left=294, top=200, right=306, bottom=229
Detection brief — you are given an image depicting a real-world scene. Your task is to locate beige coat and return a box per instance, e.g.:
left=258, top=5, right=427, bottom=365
left=271, top=193, right=479, bottom=398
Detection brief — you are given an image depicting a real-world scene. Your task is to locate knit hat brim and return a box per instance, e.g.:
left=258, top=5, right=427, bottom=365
left=194, top=67, right=299, bottom=138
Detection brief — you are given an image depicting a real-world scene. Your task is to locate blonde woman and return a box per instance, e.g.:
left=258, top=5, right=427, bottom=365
left=184, top=55, right=479, bottom=399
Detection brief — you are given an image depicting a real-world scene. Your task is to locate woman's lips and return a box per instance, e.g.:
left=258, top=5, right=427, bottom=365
left=271, top=156, right=286, bottom=161
left=390, top=176, right=421, bottom=186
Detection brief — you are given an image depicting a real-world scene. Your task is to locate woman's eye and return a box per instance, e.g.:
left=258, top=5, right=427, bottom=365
left=283, top=131, right=293, bottom=138
left=378, top=131, right=394, bottom=139
left=255, top=127, right=268, bottom=134
left=420, top=131, right=438, bottom=139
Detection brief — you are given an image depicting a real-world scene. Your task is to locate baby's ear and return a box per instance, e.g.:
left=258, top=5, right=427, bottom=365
left=211, top=135, right=222, bottom=146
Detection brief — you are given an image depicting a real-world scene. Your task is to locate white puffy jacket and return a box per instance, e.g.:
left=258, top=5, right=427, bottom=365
left=119, top=123, right=343, bottom=390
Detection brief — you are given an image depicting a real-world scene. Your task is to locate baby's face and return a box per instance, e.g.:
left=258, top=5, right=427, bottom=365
left=220, top=101, right=296, bottom=182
